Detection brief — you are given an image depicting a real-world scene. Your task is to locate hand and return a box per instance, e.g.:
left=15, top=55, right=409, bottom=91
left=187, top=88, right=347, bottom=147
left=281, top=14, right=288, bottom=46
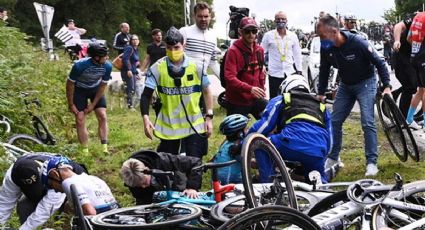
left=127, top=70, right=133, bottom=78
left=251, top=87, right=266, bottom=99
left=204, top=118, right=213, bottom=137
left=182, top=189, right=198, bottom=199
left=84, top=103, right=95, bottom=114
left=294, top=71, right=303, bottom=76
left=393, top=41, right=401, bottom=52
left=143, top=115, right=154, bottom=140
left=382, top=87, right=392, bottom=96
left=68, top=104, right=79, bottom=115
left=316, top=94, right=326, bottom=102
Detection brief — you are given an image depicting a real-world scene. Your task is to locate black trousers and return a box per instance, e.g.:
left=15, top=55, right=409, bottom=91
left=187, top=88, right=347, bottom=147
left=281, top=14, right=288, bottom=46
left=157, top=133, right=208, bottom=159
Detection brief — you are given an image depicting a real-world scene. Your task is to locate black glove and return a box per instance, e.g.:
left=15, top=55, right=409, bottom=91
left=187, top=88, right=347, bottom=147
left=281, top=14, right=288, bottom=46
left=294, top=71, right=303, bottom=76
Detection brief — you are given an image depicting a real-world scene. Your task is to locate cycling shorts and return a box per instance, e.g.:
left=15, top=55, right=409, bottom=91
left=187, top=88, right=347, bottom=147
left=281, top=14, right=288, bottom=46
left=73, top=86, right=107, bottom=111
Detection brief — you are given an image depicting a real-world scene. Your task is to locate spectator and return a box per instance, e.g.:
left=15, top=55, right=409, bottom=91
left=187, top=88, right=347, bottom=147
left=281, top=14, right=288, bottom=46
left=248, top=75, right=332, bottom=183
left=212, top=114, right=249, bottom=184
left=112, top=22, right=131, bottom=55
left=140, top=26, right=213, bottom=159
left=392, top=13, right=417, bottom=119
left=261, top=11, right=302, bottom=98
left=120, top=150, right=202, bottom=205
left=41, top=156, right=118, bottom=215
left=179, top=2, right=220, bottom=77
left=0, top=153, right=87, bottom=229
left=66, top=43, right=111, bottom=154
left=383, top=27, right=393, bottom=63
left=342, top=13, right=368, bottom=40
left=406, top=12, right=425, bottom=130
left=121, top=34, right=140, bottom=110
left=224, top=17, right=267, bottom=119
left=64, top=19, right=86, bottom=59
left=0, top=6, right=8, bottom=25
left=316, top=15, right=391, bottom=177
left=140, top=28, right=167, bottom=72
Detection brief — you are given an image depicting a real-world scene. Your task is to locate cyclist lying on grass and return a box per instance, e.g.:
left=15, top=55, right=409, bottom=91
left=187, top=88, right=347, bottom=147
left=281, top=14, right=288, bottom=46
left=41, top=156, right=119, bottom=215
left=120, top=150, right=202, bottom=205
left=248, top=74, right=333, bottom=184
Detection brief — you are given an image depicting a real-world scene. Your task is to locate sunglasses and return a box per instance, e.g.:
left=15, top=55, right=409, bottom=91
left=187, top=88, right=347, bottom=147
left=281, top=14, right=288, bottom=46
left=243, top=29, right=258, bottom=35
left=348, top=20, right=356, bottom=24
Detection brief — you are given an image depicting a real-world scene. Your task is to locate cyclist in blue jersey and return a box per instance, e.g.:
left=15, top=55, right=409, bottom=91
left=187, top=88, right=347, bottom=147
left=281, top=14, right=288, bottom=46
left=66, top=43, right=112, bottom=154
left=248, top=75, right=333, bottom=184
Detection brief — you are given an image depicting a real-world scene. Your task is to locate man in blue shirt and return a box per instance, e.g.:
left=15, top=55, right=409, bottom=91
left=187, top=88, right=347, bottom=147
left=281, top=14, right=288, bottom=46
left=316, top=15, right=391, bottom=177
left=66, top=43, right=112, bottom=154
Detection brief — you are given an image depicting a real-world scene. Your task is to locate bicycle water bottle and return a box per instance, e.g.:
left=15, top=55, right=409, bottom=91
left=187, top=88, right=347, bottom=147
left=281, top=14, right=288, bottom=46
left=322, top=219, right=344, bottom=230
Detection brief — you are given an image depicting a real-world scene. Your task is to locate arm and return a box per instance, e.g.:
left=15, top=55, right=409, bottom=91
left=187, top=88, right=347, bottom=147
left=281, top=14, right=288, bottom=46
left=202, top=82, right=213, bottom=137
left=362, top=41, right=391, bottom=92
left=20, top=190, right=66, bottom=230
left=248, top=96, right=281, bottom=135
left=0, top=167, right=22, bottom=225
left=224, top=48, right=256, bottom=93
left=66, top=79, right=78, bottom=114
left=317, top=51, right=331, bottom=97
left=324, top=109, right=333, bottom=155
left=85, top=82, right=107, bottom=114
left=122, top=46, right=133, bottom=77
left=112, top=33, right=123, bottom=51
left=208, top=47, right=221, bottom=76
left=77, top=28, right=87, bottom=35
left=140, top=54, right=151, bottom=72
left=393, top=21, right=406, bottom=51
left=141, top=69, right=157, bottom=140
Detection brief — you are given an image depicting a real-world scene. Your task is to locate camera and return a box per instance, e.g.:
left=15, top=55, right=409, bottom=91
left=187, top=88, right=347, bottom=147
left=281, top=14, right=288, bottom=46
left=228, top=6, right=250, bottom=39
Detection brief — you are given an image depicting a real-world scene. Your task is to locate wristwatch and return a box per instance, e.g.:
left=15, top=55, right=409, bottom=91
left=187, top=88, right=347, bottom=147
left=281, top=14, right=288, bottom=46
left=205, top=113, right=214, bottom=119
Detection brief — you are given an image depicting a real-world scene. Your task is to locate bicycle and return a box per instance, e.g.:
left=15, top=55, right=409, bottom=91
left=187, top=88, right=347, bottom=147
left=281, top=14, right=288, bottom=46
left=7, top=93, right=56, bottom=148
left=87, top=160, right=241, bottom=229
left=376, top=91, right=420, bottom=162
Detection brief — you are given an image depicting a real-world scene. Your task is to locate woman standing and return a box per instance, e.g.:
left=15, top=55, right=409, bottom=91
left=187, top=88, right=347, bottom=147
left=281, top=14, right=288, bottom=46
left=121, top=35, right=140, bottom=109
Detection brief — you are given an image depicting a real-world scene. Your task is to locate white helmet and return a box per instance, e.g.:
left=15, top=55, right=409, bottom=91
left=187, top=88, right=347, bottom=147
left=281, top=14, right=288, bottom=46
left=279, top=74, right=310, bottom=94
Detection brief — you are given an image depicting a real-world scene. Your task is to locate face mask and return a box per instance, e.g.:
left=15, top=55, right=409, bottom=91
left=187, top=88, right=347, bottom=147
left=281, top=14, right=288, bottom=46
left=276, top=22, right=286, bottom=29
left=166, top=49, right=184, bottom=62
left=320, top=39, right=335, bottom=50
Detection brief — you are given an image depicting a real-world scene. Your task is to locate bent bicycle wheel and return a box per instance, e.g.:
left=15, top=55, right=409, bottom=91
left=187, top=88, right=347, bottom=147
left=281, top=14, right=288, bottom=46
left=7, top=134, right=43, bottom=153
left=90, top=203, right=202, bottom=229
left=217, top=205, right=321, bottom=230
left=371, top=180, right=425, bottom=230
left=33, top=116, right=56, bottom=145
left=241, top=133, right=298, bottom=209
left=376, top=94, right=408, bottom=162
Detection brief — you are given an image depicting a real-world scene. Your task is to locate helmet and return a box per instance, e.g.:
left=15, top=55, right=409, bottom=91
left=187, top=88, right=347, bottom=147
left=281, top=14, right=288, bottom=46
left=279, top=74, right=310, bottom=94
left=41, top=156, right=73, bottom=187
left=87, top=43, right=109, bottom=57
left=344, top=13, right=357, bottom=21
left=219, top=114, right=249, bottom=136
left=217, top=91, right=228, bottom=109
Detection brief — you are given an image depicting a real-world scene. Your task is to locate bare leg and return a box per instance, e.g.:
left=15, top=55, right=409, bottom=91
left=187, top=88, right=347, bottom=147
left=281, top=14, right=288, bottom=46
left=75, top=111, right=88, bottom=145
left=95, top=108, right=108, bottom=142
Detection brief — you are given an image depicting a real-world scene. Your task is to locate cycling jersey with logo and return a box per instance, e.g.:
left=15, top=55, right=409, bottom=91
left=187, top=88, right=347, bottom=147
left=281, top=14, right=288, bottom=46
left=68, top=57, right=112, bottom=89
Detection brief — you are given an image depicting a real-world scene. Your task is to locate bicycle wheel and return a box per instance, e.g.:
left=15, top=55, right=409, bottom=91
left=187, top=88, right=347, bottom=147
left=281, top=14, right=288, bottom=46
left=70, top=184, right=90, bottom=230
left=371, top=180, right=425, bottom=230
left=7, top=134, right=43, bottom=153
left=33, top=116, right=56, bottom=145
left=217, top=205, right=321, bottom=230
left=210, top=195, right=247, bottom=224
left=241, top=133, right=297, bottom=209
left=307, top=189, right=348, bottom=217
left=90, top=203, right=202, bottom=229
left=376, top=94, right=408, bottom=162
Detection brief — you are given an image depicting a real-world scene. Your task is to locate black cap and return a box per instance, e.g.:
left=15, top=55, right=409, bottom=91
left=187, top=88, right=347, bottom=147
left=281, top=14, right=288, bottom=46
left=11, top=158, right=45, bottom=201
left=66, top=19, right=74, bottom=25
left=165, top=26, right=184, bottom=46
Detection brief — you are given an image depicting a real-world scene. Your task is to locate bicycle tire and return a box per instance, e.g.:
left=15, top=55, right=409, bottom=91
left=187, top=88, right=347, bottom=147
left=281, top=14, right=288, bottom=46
left=241, top=133, right=298, bottom=209
left=70, top=184, right=90, bottom=230
left=90, top=203, right=202, bottom=229
left=7, top=134, right=43, bottom=153
left=307, top=189, right=348, bottom=217
left=217, top=205, right=321, bottom=230
left=210, top=195, right=247, bottom=224
left=376, top=94, right=408, bottom=162
left=33, top=116, right=56, bottom=145
left=371, top=180, right=425, bottom=230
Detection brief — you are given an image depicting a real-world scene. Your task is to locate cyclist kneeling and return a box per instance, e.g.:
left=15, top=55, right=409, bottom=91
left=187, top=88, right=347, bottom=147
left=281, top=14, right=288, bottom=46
left=42, top=156, right=119, bottom=215
left=120, top=150, right=202, bottom=205
left=212, top=114, right=249, bottom=184
left=248, top=74, right=333, bottom=184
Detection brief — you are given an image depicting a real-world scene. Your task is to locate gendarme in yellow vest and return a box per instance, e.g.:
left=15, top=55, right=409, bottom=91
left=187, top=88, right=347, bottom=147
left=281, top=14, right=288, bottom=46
left=154, top=59, right=205, bottom=139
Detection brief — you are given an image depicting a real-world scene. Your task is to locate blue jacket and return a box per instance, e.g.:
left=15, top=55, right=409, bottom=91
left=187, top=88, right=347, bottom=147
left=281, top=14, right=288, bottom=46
left=122, top=45, right=139, bottom=74
left=318, top=30, right=390, bottom=95
left=248, top=95, right=333, bottom=158
left=213, top=141, right=242, bottom=184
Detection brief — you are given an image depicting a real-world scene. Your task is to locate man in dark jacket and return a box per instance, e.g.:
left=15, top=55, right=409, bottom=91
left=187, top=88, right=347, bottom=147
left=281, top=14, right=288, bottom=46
left=113, top=22, right=131, bottom=54
left=120, top=150, right=202, bottom=205
left=224, top=17, right=267, bottom=119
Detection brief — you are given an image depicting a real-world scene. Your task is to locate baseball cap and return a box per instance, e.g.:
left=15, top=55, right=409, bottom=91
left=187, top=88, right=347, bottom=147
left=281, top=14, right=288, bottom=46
left=239, top=17, right=258, bottom=29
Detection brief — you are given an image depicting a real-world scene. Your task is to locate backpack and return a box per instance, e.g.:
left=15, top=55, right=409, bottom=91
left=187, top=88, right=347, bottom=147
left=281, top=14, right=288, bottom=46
left=219, top=45, right=264, bottom=88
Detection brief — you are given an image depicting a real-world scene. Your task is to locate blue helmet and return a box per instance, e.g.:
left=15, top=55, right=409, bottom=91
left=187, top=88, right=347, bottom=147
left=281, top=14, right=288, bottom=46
left=41, top=156, right=73, bottom=187
left=219, top=114, right=249, bottom=136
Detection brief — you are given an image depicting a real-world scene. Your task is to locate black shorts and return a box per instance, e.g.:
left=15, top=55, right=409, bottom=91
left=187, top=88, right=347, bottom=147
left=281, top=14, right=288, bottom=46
left=73, top=86, right=107, bottom=111
left=411, top=55, right=425, bottom=87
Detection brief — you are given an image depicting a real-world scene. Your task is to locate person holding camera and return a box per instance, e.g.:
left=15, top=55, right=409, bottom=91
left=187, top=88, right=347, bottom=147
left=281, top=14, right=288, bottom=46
left=261, top=11, right=303, bottom=98
left=140, top=27, right=213, bottom=160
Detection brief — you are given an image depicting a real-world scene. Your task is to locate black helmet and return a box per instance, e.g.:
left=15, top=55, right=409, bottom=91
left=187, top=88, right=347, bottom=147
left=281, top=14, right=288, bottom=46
left=87, top=43, right=108, bottom=57
left=219, top=114, right=249, bottom=136
left=165, top=26, right=184, bottom=45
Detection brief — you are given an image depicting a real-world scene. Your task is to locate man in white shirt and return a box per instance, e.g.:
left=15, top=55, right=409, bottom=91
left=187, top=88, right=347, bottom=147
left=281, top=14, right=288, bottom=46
left=64, top=19, right=87, bottom=58
left=261, top=11, right=302, bottom=98
left=179, top=2, right=220, bottom=77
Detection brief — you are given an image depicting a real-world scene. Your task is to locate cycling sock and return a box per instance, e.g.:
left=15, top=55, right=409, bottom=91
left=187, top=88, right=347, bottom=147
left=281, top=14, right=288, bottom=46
left=82, top=147, right=89, bottom=154
left=406, top=106, right=416, bottom=124
left=102, top=144, right=108, bottom=153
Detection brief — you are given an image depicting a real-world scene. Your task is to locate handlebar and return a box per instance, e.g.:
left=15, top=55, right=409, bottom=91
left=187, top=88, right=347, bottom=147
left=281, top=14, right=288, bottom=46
left=0, top=115, right=12, bottom=133
left=193, top=160, right=238, bottom=173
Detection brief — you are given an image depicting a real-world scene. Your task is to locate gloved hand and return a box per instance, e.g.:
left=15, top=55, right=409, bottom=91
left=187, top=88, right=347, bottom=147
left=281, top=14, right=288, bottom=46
left=294, top=71, right=303, bottom=76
